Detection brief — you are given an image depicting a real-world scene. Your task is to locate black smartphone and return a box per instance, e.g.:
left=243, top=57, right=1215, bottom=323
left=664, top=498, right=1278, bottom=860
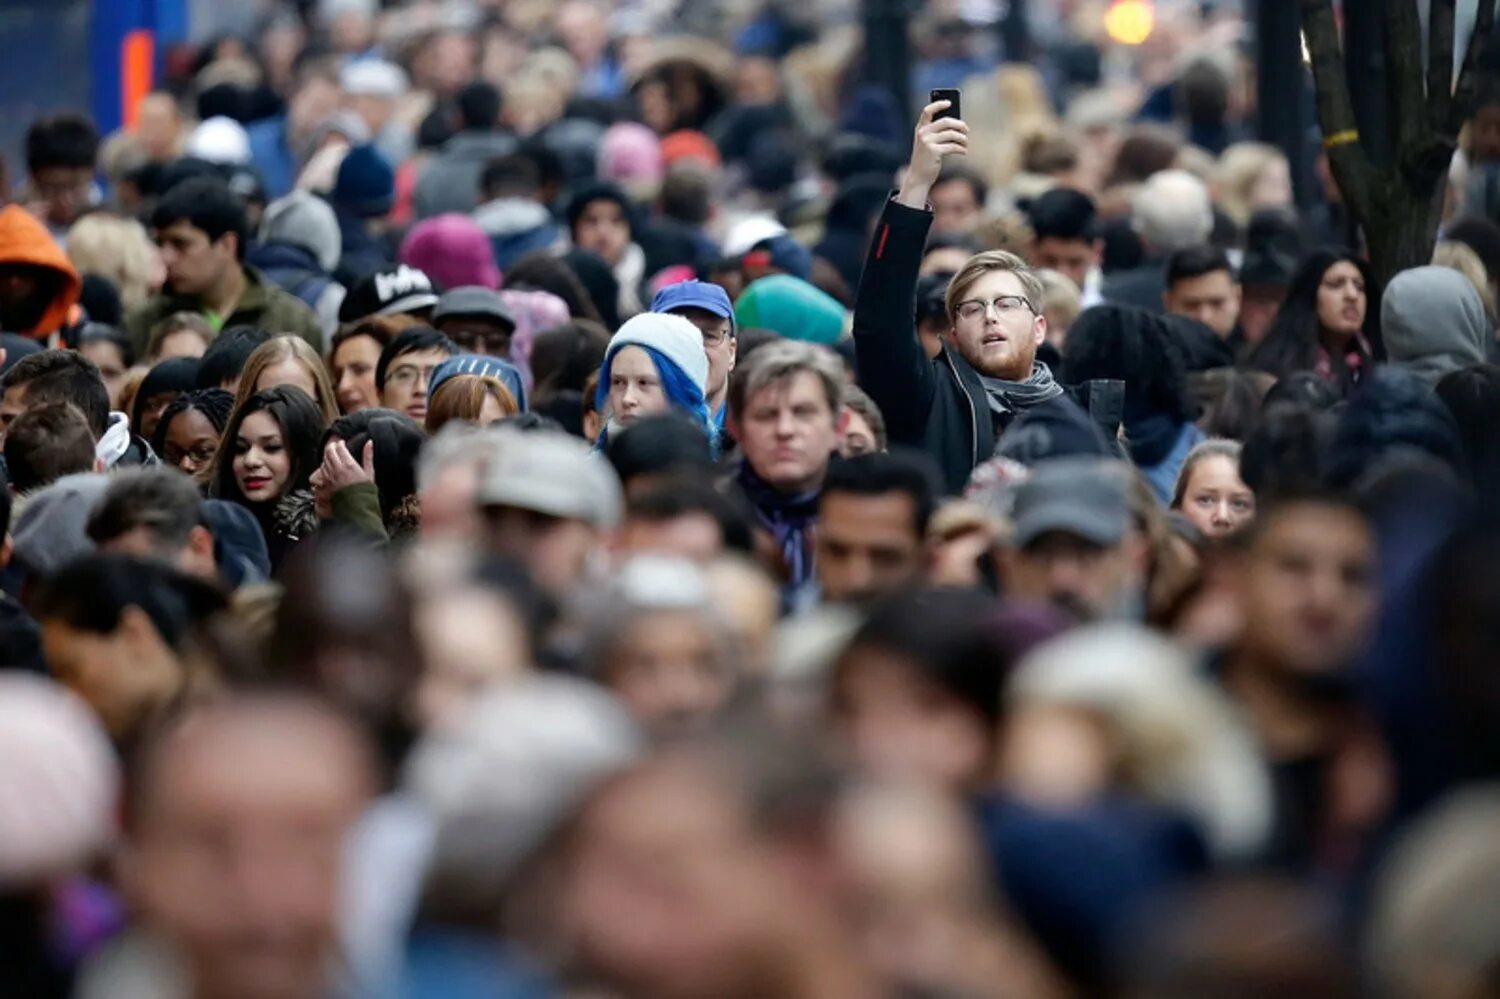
left=930, top=88, right=961, bottom=121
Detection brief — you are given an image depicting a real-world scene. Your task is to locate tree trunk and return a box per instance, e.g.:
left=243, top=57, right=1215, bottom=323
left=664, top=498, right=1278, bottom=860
left=1363, top=177, right=1448, bottom=287
left=1300, top=0, right=1495, bottom=296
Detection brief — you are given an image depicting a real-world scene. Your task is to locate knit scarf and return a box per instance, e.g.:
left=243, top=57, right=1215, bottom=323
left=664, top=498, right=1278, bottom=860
left=736, top=461, right=822, bottom=600
left=977, top=361, right=1065, bottom=419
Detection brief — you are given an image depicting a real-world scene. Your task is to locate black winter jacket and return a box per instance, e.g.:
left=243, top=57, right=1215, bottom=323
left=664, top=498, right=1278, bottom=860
left=852, top=199, right=997, bottom=494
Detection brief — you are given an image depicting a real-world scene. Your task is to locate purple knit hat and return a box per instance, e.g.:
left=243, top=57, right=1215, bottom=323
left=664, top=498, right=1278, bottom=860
left=598, top=122, right=664, bottom=188
left=498, top=288, right=572, bottom=392
left=399, top=213, right=501, bottom=291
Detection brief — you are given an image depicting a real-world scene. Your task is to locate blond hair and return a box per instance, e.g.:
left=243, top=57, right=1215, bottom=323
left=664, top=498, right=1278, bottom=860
left=1036, top=268, right=1083, bottom=333
left=233, top=335, right=340, bottom=424
left=67, top=214, right=161, bottom=313
left=945, top=250, right=1045, bottom=323
left=1434, top=239, right=1497, bottom=318
left=1217, top=142, right=1288, bottom=228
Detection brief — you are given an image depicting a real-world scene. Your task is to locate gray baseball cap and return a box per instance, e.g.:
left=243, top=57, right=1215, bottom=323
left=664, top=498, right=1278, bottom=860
left=1010, top=458, right=1132, bottom=549
left=477, top=429, right=623, bottom=528
left=432, top=286, right=515, bottom=330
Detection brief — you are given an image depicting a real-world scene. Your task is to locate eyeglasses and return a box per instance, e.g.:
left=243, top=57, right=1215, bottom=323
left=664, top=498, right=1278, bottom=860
left=955, top=295, right=1035, bottom=321
left=448, top=328, right=514, bottom=356
left=166, top=444, right=219, bottom=470
left=701, top=327, right=733, bottom=347
left=387, top=363, right=441, bottom=388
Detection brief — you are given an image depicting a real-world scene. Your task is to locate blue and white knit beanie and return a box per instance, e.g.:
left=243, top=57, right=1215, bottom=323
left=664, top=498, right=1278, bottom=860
left=602, top=313, right=710, bottom=398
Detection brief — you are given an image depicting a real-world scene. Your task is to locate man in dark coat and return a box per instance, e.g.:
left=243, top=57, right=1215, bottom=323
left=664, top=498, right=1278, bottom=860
left=852, top=99, right=1063, bottom=493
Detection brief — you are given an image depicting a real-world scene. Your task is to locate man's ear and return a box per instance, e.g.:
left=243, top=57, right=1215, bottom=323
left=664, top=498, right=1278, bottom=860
left=1092, top=238, right=1105, bottom=266
left=0, top=533, right=13, bottom=571
left=1033, top=312, right=1048, bottom=347
left=117, top=605, right=164, bottom=655
left=188, top=524, right=215, bottom=562
left=835, top=407, right=852, bottom=436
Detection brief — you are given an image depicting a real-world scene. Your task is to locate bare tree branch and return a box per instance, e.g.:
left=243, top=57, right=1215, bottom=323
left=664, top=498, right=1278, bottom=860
left=1450, top=0, right=1499, bottom=134
left=1429, top=0, right=1458, bottom=121
left=1386, top=0, right=1427, bottom=154
left=1301, top=0, right=1376, bottom=218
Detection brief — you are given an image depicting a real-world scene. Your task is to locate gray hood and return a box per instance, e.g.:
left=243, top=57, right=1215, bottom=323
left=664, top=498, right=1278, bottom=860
left=1381, top=265, right=1491, bottom=387
left=472, top=197, right=555, bottom=238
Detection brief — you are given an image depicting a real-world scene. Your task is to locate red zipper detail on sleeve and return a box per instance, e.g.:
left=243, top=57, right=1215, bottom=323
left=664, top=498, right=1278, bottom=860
left=875, top=224, right=890, bottom=259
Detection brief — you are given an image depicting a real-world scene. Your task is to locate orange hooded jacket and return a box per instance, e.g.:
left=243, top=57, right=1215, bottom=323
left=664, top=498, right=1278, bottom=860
left=0, top=205, right=82, bottom=340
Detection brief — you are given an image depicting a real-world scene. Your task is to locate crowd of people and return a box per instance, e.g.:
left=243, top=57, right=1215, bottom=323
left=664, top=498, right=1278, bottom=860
left=5, top=0, right=1500, bottom=996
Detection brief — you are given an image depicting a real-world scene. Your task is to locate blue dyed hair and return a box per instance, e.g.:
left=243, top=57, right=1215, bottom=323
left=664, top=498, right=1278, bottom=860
left=596, top=344, right=714, bottom=451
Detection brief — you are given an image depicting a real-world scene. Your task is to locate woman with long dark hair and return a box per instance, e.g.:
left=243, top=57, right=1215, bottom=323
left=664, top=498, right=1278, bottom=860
left=210, top=386, right=328, bottom=572
left=1250, top=249, right=1377, bottom=395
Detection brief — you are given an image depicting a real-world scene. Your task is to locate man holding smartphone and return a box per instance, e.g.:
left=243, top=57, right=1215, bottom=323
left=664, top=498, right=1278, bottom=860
left=852, top=97, right=1066, bottom=494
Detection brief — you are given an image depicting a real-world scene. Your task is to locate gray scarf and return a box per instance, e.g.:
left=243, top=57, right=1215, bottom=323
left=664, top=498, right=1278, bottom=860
left=978, top=361, right=1064, bottom=418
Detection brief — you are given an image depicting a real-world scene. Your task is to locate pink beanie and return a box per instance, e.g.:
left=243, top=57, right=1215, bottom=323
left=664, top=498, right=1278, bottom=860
left=0, top=676, right=118, bottom=887
left=399, top=214, right=501, bottom=291
left=499, top=288, right=572, bottom=391
left=598, top=123, right=665, bottom=188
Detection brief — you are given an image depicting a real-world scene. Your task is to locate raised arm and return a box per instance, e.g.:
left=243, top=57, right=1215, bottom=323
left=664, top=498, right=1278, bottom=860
left=852, top=101, right=970, bottom=444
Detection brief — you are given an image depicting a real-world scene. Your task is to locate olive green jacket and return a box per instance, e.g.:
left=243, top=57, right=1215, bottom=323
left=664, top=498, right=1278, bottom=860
left=329, top=482, right=388, bottom=542
left=125, top=265, right=324, bottom=356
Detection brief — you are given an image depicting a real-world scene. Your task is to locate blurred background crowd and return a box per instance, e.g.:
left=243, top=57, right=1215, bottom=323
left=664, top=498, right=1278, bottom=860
left=5, top=0, right=1500, bottom=997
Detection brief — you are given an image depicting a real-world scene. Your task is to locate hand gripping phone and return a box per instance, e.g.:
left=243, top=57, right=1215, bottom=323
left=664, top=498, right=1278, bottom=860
left=930, top=88, right=961, bottom=121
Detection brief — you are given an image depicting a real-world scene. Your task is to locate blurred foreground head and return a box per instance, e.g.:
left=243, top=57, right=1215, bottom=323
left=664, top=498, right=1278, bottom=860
left=269, top=537, right=420, bottom=771
left=35, top=553, right=229, bottom=747
left=577, top=556, right=742, bottom=737
left=554, top=720, right=875, bottom=999
left=1122, top=876, right=1352, bottom=999
left=832, top=588, right=1039, bottom=791
left=120, top=694, right=377, bottom=999
left=1368, top=788, right=1500, bottom=999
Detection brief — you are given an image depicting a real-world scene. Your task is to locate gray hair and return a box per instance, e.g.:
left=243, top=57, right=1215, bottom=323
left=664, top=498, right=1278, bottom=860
left=727, top=340, right=845, bottom=421
left=415, top=422, right=491, bottom=493
left=1133, top=169, right=1214, bottom=254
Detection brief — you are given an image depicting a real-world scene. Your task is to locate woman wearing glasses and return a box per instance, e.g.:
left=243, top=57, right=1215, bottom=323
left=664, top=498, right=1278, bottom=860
left=152, top=388, right=235, bottom=483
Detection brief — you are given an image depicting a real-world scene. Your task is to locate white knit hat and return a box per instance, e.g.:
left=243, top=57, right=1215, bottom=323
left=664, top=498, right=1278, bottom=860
left=604, top=312, right=709, bottom=397
left=0, top=676, right=119, bottom=887
left=340, top=59, right=409, bottom=99
left=187, top=116, right=251, bottom=165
